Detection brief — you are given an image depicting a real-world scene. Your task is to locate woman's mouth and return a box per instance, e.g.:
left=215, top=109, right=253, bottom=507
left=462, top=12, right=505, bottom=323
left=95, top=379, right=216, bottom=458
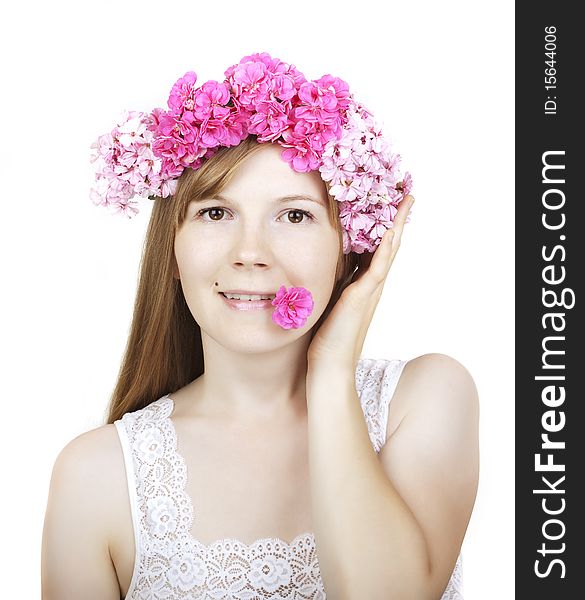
left=219, top=291, right=276, bottom=311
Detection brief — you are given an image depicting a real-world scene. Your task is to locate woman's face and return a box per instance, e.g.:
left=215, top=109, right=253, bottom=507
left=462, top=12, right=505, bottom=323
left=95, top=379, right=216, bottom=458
left=174, top=142, right=341, bottom=353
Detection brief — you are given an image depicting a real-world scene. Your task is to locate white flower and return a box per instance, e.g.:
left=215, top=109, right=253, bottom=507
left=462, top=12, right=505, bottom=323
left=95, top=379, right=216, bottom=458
left=248, top=554, right=292, bottom=592
left=135, top=425, right=165, bottom=464
left=146, top=495, right=178, bottom=538
left=117, top=113, right=148, bottom=147
left=168, top=551, right=207, bottom=589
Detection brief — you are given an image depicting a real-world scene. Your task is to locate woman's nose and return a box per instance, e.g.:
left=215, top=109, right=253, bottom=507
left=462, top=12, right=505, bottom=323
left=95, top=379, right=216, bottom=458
left=230, top=223, right=271, bottom=268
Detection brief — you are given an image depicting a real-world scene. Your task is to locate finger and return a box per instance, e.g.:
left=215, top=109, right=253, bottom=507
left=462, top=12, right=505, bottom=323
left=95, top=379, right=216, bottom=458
left=389, top=195, right=415, bottom=255
left=338, top=196, right=415, bottom=358
left=353, top=196, right=413, bottom=279
left=349, top=196, right=413, bottom=296
left=358, top=220, right=404, bottom=335
left=396, top=194, right=415, bottom=223
left=376, top=197, right=413, bottom=282
left=370, top=226, right=396, bottom=284
left=343, top=239, right=390, bottom=309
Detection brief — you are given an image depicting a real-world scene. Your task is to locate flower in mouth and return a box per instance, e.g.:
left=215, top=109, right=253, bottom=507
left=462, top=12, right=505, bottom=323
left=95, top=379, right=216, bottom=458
left=271, top=285, right=314, bottom=329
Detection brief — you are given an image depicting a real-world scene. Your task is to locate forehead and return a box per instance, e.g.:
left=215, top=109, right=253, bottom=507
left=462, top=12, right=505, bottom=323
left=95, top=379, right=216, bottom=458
left=220, top=143, right=328, bottom=203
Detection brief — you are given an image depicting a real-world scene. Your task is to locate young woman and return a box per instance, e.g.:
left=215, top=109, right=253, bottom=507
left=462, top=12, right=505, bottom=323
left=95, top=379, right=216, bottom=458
left=41, top=54, right=479, bottom=600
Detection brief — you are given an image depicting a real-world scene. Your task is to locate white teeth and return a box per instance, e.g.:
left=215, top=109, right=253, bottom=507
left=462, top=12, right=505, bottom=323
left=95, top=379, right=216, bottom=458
left=223, top=293, right=275, bottom=301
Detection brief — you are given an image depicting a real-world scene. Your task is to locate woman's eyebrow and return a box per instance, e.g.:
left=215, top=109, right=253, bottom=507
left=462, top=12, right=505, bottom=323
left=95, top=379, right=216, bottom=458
left=195, top=193, right=325, bottom=206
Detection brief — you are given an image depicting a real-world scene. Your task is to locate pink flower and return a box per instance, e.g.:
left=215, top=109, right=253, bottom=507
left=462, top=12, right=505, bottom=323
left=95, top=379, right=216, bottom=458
left=281, top=143, right=322, bottom=172
left=271, top=285, right=314, bottom=329
left=296, top=80, right=346, bottom=127
left=168, top=72, right=198, bottom=113
left=338, top=200, right=376, bottom=234
left=314, top=75, right=352, bottom=114
left=368, top=203, right=397, bottom=241
left=270, top=72, right=297, bottom=102
left=230, top=60, right=270, bottom=107
left=396, top=172, right=413, bottom=199
left=89, top=110, right=177, bottom=217
left=248, top=99, right=289, bottom=141
left=90, top=52, right=413, bottom=249
left=193, top=81, right=231, bottom=121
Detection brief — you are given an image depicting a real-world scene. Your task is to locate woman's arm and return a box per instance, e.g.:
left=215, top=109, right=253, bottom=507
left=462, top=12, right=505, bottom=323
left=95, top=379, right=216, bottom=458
left=306, top=352, right=479, bottom=600
left=41, top=428, right=121, bottom=600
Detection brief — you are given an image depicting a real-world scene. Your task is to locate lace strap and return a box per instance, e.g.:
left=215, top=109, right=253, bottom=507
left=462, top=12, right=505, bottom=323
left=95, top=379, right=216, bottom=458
left=378, top=358, right=408, bottom=447
left=355, top=358, right=408, bottom=452
left=117, top=398, right=195, bottom=544
left=114, top=417, right=143, bottom=592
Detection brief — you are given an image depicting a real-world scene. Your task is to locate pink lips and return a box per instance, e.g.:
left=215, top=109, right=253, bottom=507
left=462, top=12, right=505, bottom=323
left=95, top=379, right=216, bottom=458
left=222, top=290, right=275, bottom=295
left=220, top=292, right=274, bottom=311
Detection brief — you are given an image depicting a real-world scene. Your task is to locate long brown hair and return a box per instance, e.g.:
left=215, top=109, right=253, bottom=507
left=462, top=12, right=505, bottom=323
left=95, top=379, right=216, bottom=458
left=104, top=135, right=368, bottom=424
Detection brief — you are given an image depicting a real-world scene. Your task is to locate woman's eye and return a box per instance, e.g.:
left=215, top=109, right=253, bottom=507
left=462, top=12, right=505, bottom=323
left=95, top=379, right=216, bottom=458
left=195, top=207, right=314, bottom=223
left=286, top=209, right=314, bottom=224
left=197, top=207, right=227, bottom=221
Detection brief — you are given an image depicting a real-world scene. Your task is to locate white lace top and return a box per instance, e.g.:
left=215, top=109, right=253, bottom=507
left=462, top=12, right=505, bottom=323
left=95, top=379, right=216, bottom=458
left=114, top=358, right=464, bottom=599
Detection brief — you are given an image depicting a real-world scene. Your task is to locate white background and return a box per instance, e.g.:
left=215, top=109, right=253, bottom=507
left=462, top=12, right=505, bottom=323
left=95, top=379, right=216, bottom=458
left=0, top=1, right=514, bottom=597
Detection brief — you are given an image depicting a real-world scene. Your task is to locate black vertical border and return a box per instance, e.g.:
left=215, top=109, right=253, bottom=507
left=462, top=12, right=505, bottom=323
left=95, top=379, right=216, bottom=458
left=516, top=4, right=582, bottom=598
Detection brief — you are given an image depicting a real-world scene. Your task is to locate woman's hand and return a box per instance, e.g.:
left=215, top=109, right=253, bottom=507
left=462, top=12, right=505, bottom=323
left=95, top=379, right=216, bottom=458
left=306, top=195, right=414, bottom=374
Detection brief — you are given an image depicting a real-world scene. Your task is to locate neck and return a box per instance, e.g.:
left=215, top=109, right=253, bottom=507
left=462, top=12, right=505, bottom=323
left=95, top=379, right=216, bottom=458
left=190, top=332, right=313, bottom=425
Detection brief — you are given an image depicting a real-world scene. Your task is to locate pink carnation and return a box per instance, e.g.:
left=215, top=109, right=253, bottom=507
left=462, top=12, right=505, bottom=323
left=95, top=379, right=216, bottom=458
left=271, top=285, right=314, bottom=329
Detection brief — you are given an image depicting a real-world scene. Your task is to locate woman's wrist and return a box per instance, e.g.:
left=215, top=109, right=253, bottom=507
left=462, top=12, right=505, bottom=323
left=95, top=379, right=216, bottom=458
left=306, top=360, right=358, bottom=402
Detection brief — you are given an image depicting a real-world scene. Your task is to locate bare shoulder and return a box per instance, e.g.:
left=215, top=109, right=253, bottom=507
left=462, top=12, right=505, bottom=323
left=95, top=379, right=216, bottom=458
left=51, top=423, right=127, bottom=539
left=42, top=424, right=126, bottom=599
left=59, top=422, right=123, bottom=467
left=392, top=352, right=479, bottom=420
left=409, top=351, right=474, bottom=377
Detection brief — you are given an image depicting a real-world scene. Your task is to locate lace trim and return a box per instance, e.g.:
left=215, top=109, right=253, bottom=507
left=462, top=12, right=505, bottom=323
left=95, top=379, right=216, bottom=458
left=442, top=555, right=464, bottom=599
left=120, top=396, right=325, bottom=599
left=355, top=358, right=407, bottom=452
left=116, top=357, right=464, bottom=599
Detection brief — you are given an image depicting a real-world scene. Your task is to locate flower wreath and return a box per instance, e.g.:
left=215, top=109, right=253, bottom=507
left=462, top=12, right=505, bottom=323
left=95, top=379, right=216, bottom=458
left=90, top=51, right=412, bottom=255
